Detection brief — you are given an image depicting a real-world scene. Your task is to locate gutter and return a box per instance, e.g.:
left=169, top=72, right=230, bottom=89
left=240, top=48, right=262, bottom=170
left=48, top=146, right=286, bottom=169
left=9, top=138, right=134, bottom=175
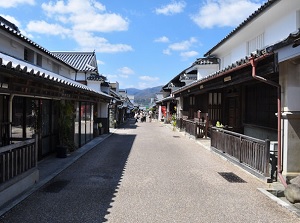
left=249, top=57, right=287, bottom=188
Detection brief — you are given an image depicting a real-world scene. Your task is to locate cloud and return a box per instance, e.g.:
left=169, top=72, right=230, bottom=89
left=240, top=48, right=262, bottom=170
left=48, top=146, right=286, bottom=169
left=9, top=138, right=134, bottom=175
left=21, top=0, right=132, bottom=53
left=73, top=32, right=133, bottom=53
left=155, top=1, right=186, bottom=15
left=97, top=60, right=105, bottom=65
left=191, top=0, right=263, bottom=28
left=26, top=20, right=72, bottom=38
left=137, top=80, right=162, bottom=89
left=154, top=36, right=170, bottom=43
left=118, top=67, right=135, bottom=75
left=117, top=67, right=135, bottom=78
left=0, top=0, right=34, bottom=8
left=41, top=0, right=129, bottom=32
left=180, top=51, right=199, bottom=60
left=168, top=37, right=197, bottom=51
left=0, top=14, right=21, bottom=28
left=139, top=76, right=159, bottom=81
left=72, top=13, right=128, bottom=33
left=106, top=74, right=118, bottom=81
left=163, top=49, right=171, bottom=55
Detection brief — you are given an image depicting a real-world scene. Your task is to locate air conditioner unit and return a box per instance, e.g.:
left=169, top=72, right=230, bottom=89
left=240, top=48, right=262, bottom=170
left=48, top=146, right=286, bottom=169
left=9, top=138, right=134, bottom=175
left=270, top=141, right=278, bottom=152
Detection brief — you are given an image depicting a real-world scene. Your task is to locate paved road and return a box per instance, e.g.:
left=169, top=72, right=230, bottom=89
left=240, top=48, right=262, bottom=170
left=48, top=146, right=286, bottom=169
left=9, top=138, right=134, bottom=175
left=0, top=119, right=299, bottom=223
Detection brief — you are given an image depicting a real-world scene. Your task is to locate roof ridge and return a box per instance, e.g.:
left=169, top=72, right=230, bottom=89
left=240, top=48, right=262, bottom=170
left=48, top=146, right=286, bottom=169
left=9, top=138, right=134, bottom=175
left=204, top=0, right=280, bottom=57
left=52, top=51, right=94, bottom=54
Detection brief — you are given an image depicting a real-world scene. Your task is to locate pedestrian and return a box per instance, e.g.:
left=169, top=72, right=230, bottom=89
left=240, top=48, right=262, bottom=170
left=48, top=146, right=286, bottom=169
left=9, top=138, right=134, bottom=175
left=149, top=110, right=152, bottom=122
left=134, top=112, right=138, bottom=123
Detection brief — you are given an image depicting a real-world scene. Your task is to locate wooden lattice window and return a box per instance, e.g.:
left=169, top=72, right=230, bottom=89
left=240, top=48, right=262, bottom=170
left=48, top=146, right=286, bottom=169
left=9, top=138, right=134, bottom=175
left=245, top=84, right=277, bottom=129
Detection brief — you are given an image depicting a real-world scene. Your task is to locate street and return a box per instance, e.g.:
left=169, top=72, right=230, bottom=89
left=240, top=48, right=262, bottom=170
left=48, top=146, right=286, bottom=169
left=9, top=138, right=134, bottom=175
left=1, top=119, right=299, bottom=223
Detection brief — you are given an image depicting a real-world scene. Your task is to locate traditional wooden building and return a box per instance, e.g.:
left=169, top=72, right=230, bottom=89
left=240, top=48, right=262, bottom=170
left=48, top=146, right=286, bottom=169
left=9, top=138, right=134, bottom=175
left=0, top=17, right=111, bottom=206
left=163, top=0, right=300, bottom=184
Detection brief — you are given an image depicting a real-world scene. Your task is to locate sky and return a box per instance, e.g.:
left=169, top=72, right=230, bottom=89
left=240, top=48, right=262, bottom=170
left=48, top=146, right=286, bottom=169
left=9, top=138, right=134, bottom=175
left=0, top=0, right=267, bottom=90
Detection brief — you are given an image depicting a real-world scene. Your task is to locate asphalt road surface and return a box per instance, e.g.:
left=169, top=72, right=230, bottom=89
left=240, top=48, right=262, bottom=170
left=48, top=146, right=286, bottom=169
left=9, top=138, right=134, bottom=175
left=1, top=119, right=299, bottom=223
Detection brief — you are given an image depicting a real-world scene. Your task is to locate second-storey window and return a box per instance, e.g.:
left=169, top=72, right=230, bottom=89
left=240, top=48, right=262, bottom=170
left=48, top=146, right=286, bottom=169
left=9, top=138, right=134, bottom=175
left=247, top=33, right=264, bottom=54
left=24, top=48, right=34, bottom=63
left=36, top=53, right=42, bottom=67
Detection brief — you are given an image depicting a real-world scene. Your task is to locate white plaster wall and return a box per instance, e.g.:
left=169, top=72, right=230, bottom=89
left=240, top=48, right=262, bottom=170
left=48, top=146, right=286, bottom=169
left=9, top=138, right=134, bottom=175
left=98, top=102, right=108, bottom=117
left=70, top=72, right=76, bottom=80
left=230, top=42, right=247, bottom=63
left=87, top=81, right=101, bottom=92
left=197, top=64, right=219, bottom=79
left=76, top=72, right=86, bottom=81
left=278, top=44, right=300, bottom=63
left=41, top=57, right=52, bottom=71
left=280, top=61, right=300, bottom=112
left=282, top=115, right=300, bottom=175
left=101, top=86, right=109, bottom=94
left=177, top=96, right=183, bottom=118
left=59, top=66, right=71, bottom=78
left=280, top=59, right=300, bottom=176
left=212, top=1, right=300, bottom=66
left=0, top=34, right=23, bottom=58
left=1, top=30, right=76, bottom=78
left=265, top=12, right=297, bottom=46
left=158, top=105, right=162, bottom=121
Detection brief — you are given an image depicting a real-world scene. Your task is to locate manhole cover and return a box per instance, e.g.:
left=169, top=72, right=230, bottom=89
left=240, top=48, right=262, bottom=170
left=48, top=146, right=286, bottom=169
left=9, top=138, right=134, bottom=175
left=218, top=172, right=246, bottom=183
left=42, top=180, right=70, bottom=193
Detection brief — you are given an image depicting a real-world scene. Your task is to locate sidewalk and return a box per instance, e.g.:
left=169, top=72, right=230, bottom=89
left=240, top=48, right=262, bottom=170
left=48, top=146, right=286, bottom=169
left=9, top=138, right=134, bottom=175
left=162, top=121, right=300, bottom=217
left=0, top=128, right=116, bottom=217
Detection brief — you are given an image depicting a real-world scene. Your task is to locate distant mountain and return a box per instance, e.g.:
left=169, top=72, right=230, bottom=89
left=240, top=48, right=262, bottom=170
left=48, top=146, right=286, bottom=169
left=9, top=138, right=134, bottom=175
left=125, top=86, right=163, bottom=106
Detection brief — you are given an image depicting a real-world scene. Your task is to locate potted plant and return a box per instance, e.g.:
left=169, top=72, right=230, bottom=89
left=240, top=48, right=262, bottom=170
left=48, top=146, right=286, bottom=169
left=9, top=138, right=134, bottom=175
left=171, top=113, right=177, bottom=131
left=56, top=100, right=74, bottom=158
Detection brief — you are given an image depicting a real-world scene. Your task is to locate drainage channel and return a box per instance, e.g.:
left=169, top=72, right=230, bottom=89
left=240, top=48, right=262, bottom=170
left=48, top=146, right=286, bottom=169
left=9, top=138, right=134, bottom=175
left=218, top=172, right=247, bottom=183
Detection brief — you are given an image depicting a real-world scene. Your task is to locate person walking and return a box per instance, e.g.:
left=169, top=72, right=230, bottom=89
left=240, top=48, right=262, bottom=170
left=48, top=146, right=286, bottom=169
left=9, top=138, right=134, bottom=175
left=134, top=112, right=138, bottom=123
left=148, top=110, right=152, bottom=122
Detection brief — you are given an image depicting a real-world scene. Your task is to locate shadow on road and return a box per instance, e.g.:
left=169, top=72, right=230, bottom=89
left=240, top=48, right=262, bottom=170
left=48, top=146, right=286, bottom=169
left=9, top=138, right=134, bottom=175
left=0, top=123, right=136, bottom=223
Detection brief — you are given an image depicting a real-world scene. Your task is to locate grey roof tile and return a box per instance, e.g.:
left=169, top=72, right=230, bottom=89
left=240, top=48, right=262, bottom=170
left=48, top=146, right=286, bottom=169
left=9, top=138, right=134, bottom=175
left=52, top=51, right=97, bottom=72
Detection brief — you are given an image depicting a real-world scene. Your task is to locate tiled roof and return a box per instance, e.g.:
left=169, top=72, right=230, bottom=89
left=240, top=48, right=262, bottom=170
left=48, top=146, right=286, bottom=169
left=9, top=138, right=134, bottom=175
left=0, top=19, right=75, bottom=70
left=204, top=0, right=279, bottom=57
left=192, top=57, right=219, bottom=65
left=52, top=51, right=98, bottom=72
left=173, top=27, right=300, bottom=95
left=266, top=28, right=300, bottom=51
left=0, top=52, right=111, bottom=99
left=173, top=49, right=272, bottom=95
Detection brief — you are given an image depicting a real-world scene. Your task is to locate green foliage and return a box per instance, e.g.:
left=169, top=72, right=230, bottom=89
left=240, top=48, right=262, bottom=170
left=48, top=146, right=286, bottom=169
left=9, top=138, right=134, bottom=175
left=58, top=100, right=74, bottom=146
left=172, top=113, right=177, bottom=127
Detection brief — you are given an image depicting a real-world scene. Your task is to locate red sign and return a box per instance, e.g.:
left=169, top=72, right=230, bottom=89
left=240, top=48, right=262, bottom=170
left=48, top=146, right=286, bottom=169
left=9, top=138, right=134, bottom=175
left=161, top=106, right=167, bottom=117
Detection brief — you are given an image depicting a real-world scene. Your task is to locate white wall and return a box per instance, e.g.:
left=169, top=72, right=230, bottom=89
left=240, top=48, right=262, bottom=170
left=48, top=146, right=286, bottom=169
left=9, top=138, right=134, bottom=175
left=280, top=59, right=300, bottom=112
left=98, top=102, right=108, bottom=117
left=265, top=12, right=297, bottom=47
left=196, top=64, right=219, bottom=79
left=212, top=1, right=300, bottom=68
left=75, top=72, right=86, bottom=81
left=230, top=43, right=247, bottom=64
left=0, top=30, right=74, bottom=78
left=87, top=80, right=101, bottom=92
left=0, top=33, right=23, bottom=58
